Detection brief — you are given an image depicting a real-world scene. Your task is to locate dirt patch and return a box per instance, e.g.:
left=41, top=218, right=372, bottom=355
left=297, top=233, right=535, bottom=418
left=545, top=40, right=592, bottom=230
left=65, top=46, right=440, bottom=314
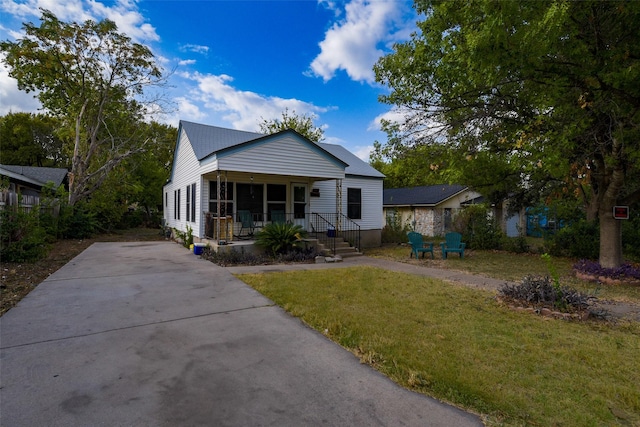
left=0, top=228, right=164, bottom=316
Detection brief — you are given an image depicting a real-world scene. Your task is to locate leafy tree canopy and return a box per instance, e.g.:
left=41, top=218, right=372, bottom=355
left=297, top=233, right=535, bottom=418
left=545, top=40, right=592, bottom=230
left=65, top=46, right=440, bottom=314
left=259, top=108, right=325, bottom=143
left=1, top=9, right=167, bottom=205
left=374, top=0, right=640, bottom=267
left=0, top=112, right=67, bottom=167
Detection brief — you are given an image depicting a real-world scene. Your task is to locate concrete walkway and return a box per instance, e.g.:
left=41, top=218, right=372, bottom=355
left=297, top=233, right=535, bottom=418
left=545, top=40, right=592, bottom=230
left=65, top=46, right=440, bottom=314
left=0, top=242, right=483, bottom=427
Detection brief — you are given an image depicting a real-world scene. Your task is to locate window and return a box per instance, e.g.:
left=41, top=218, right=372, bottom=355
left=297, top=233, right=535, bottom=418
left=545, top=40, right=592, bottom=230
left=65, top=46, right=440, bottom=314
left=267, top=184, right=286, bottom=220
left=174, top=189, right=181, bottom=220
left=210, top=181, right=234, bottom=217
left=347, top=188, right=361, bottom=219
left=186, top=185, right=191, bottom=222
left=165, top=192, right=168, bottom=208
left=444, top=208, right=452, bottom=231
left=237, top=183, right=264, bottom=221
left=186, top=183, right=196, bottom=223
left=293, top=185, right=306, bottom=219
left=191, top=183, right=196, bottom=222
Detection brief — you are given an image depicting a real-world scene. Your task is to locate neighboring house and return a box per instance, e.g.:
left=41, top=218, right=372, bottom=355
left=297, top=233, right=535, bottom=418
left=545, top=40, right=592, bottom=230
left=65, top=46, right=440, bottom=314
left=0, top=164, right=68, bottom=211
left=163, top=120, right=385, bottom=251
left=383, top=185, right=483, bottom=237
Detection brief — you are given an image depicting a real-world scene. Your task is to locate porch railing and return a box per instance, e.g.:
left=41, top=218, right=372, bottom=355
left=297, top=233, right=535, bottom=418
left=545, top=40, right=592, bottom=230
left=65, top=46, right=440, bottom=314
left=311, top=212, right=361, bottom=256
left=203, top=211, right=361, bottom=255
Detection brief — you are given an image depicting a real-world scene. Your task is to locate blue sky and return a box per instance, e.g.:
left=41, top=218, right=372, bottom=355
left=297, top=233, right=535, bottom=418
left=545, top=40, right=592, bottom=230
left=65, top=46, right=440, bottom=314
left=0, top=0, right=417, bottom=160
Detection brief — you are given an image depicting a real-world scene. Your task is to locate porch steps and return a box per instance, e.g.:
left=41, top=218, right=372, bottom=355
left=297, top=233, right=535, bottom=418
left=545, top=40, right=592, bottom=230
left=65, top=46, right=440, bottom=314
left=316, top=238, right=363, bottom=258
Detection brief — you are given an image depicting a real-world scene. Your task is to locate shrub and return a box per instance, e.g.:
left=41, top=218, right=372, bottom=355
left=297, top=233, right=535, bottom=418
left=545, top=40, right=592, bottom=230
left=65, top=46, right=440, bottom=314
left=254, top=222, right=307, bottom=256
left=622, top=208, right=640, bottom=261
left=382, top=209, right=411, bottom=244
left=546, top=219, right=598, bottom=259
left=574, top=259, right=640, bottom=281
left=203, top=247, right=269, bottom=266
left=501, top=235, right=530, bottom=254
left=453, top=204, right=503, bottom=250
left=60, top=203, right=99, bottom=239
left=0, top=207, right=49, bottom=262
left=174, top=225, right=193, bottom=248
left=499, top=275, right=594, bottom=312
left=202, top=245, right=321, bottom=267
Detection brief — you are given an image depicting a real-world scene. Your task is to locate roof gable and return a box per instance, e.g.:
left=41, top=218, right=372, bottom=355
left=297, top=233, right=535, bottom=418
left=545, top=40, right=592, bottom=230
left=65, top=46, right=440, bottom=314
left=384, top=185, right=469, bottom=206
left=177, top=120, right=383, bottom=178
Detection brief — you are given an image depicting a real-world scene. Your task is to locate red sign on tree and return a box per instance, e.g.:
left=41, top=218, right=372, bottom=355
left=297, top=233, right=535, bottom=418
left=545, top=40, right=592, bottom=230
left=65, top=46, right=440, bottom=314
left=613, top=206, right=629, bottom=220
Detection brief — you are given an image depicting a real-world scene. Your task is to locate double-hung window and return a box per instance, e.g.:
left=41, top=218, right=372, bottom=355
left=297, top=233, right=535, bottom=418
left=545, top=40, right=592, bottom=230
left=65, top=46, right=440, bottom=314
left=186, top=183, right=196, bottom=222
left=174, top=189, right=181, bottom=220
left=347, top=188, right=362, bottom=220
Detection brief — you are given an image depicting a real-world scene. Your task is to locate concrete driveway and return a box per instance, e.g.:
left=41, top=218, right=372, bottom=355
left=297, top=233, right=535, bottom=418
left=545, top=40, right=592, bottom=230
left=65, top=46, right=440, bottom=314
left=0, top=242, right=483, bottom=426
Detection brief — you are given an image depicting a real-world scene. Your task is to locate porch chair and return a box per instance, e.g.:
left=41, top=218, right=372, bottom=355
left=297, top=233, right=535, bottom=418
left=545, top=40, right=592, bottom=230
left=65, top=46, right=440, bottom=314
left=237, top=210, right=261, bottom=238
left=271, top=210, right=286, bottom=224
left=440, top=232, right=466, bottom=259
left=407, top=231, right=434, bottom=259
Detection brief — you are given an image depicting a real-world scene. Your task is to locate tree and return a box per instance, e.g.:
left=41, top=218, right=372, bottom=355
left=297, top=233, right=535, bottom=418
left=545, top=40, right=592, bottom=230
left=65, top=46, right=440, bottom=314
left=1, top=10, right=165, bottom=206
left=374, top=0, right=640, bottom=268
left=0, top=112, right=67, bottom=167
left=259, top=108, right=325, bottom=143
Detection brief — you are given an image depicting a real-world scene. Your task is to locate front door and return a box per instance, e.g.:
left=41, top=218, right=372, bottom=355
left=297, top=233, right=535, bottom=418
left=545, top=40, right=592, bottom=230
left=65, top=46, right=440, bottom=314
left=292, top=184, right=308, bottom=230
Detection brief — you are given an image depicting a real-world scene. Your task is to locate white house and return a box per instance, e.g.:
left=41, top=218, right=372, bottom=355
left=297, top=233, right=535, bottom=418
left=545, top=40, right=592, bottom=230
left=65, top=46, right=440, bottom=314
left=163, top=120, right=385, bottom=252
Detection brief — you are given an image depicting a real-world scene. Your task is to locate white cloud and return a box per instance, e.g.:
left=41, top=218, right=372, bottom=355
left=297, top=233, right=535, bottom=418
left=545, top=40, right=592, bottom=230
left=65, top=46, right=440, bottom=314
left=369, top=109, right=407, bottom=131
left=179, top=44, right=210, bottom=55
left=89, top=0, right=159, bottom=43
left=178, top=59, right=196, bottom=66
left=0, top=0, right=159, bottom=43
left=309, top=0, right=409, bottom=84
left=0, top=59, right=42, bottom=115
left=353, top=145, right=374, bottom=161
left=173, top=97, right=206, bottom=124
left=181, top=71, right=330, bottom=131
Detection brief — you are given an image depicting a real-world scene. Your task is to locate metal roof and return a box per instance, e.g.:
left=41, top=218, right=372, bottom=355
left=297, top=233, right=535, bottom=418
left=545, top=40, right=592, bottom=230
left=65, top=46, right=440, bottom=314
left=178, top=120, right=384, bottom=178
left=318, top=143, right=384, bottom=178
left=383, top=184, right=469, bottom=206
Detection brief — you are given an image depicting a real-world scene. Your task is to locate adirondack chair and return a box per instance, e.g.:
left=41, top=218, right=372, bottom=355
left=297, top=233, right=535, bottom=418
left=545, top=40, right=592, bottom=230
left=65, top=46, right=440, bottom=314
left=440, top=232, right=466, bottom=259
left=407, top=231, right=434, bottom=259
left=237, top=210, right=261, bottom=238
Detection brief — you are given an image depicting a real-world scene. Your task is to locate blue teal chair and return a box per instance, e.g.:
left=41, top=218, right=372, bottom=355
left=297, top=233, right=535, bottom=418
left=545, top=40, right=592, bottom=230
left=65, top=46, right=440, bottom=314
left=408, top=231, right=434, bottom=259
left=440, top=232, right=466, bottom=259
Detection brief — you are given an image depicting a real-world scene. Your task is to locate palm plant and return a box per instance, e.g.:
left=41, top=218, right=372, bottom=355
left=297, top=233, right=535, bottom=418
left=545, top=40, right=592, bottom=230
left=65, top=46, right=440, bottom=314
left=255, top=222, right=307, bottom=256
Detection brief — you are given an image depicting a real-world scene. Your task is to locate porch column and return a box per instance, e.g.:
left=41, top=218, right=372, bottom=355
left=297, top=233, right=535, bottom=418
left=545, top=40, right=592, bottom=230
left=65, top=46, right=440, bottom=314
left=336, top=179, right=342, bottom=232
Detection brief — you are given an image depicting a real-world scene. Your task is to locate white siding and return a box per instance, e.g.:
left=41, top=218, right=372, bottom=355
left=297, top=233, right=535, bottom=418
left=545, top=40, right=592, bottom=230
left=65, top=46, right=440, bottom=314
left=163, top=132, right=204, bottom=237
left=310, top=180, right=337, bottom=213
left=310, top=177, right=383, bottom=231
left=343, top=177, right=384, bottom=230
left=218, top=136, right=344, bottom=180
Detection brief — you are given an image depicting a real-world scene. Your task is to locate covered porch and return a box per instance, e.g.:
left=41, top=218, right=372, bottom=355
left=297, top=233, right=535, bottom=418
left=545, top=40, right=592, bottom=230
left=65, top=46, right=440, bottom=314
left=200, top=171, right=360, bottom=254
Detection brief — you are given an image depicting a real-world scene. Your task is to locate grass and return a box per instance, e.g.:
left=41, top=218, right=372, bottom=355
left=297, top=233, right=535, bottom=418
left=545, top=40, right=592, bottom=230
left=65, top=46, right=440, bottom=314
left=366, top=244, right=640, bottom=303
left=237, top=266, right=640, bottom=426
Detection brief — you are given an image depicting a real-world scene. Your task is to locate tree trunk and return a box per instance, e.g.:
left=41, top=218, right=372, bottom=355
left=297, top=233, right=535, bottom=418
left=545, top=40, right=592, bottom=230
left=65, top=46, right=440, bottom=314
left=598, top=202, right=623, bottom=268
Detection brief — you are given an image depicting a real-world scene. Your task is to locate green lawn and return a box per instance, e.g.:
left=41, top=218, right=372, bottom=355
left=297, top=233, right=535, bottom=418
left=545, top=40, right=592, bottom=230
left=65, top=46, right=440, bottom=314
left=237, top=267, right=640, bottom=426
